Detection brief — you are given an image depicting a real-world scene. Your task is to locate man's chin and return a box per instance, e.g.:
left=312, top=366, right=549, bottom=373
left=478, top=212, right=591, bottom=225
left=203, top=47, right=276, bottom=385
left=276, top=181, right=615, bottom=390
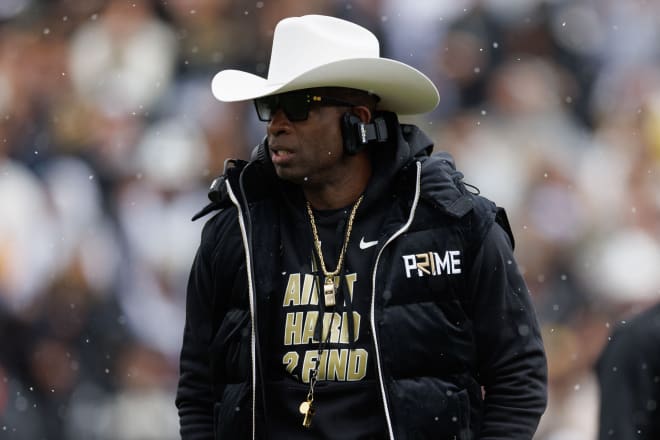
left=274, top=167, right=307, bottom=185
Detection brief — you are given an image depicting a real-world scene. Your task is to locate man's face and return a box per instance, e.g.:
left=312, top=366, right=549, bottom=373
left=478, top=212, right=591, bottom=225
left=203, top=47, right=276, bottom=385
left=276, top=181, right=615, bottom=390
left=265, top=91, right=349, bottom=186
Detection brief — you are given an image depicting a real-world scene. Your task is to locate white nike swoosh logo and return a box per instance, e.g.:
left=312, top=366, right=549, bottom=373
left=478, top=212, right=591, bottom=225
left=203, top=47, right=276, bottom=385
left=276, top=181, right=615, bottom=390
left=359, top=237, right=379, bottom=250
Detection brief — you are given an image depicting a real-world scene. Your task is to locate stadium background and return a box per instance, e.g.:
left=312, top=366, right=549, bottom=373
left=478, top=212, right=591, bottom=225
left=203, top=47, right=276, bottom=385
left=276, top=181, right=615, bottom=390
left=0, top=0, right=658, bottom=438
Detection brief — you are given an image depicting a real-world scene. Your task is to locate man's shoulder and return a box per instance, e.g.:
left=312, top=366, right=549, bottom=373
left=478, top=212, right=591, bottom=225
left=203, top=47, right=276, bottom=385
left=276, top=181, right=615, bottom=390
left=190, top=159, right=249, bottom=221
left=192, top=156, right=279, bottom=221
left=418, top=152, right=515, bottom=248
left=419, top=152, right=483, bottom=219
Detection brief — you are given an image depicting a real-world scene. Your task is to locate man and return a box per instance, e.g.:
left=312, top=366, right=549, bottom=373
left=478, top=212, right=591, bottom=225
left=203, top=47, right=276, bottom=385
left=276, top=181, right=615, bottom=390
left=176, top=14, right=547, bottom=439
left=596, top=302, right=660, bottom=440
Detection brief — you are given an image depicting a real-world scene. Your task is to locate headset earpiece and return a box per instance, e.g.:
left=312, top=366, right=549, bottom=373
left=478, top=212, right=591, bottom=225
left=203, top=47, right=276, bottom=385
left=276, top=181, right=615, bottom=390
left=341, top=113, right=363, bottom=155
left=341, top=112, right=389, bottom=155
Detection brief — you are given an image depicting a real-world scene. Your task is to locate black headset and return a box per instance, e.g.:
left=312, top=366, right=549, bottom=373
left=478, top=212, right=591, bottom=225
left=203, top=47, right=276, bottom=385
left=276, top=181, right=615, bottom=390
left=340, top=112, right=389, bottom=155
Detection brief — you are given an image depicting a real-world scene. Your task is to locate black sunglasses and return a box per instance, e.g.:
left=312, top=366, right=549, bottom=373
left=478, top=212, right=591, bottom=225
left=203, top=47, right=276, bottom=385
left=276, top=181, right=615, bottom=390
left=254, top=91, right=356, bottom=122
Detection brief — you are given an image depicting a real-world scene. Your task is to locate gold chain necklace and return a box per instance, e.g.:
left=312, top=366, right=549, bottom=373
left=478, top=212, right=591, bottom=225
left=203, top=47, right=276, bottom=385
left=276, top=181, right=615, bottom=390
left=305, top=194, right=363, bottom=308
left=299, top=195, right=363, bottom=429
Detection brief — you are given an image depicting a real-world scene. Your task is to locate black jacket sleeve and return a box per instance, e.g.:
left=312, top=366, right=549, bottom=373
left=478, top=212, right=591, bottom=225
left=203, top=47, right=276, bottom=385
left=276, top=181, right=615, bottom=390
left=176, top=211, right=237, bottom=440
left=176, top=225, right=216, bottom=439
left=469, top=223, right=548, bottom=439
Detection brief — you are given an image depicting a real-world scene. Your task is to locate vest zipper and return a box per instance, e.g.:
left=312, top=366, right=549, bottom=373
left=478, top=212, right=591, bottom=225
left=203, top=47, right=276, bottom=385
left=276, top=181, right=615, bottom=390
left=370, top=161, right=422, bottom=440
left=225, top=179, right=258, bottom=440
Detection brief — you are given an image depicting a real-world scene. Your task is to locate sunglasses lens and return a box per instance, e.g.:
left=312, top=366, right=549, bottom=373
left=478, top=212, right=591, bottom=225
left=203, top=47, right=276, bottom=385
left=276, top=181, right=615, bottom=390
left=279, top=94, right=309, bottom=121
left=254, top=96, right=277, bottom=121
left=254, top=93, right=310, bottom=122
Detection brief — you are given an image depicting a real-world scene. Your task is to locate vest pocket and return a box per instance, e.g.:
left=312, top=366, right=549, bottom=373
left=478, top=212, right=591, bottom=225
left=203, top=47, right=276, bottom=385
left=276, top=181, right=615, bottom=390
left=214, top=382, right=251, bottom=439
left=389, top=377, right=473, bottom=440
left=209, top=308, right=251, bottom=381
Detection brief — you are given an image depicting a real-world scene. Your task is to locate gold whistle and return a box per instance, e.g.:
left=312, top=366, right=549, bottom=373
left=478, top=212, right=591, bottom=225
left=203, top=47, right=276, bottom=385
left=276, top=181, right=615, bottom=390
left=324, top=277, right=336, bottom=307
left=299, top=399, right=315, bottom=428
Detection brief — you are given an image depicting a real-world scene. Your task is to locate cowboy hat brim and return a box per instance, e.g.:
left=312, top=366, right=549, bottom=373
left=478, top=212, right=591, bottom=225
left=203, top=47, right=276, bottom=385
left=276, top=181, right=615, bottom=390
left=211, top=57, right=440, bottom=115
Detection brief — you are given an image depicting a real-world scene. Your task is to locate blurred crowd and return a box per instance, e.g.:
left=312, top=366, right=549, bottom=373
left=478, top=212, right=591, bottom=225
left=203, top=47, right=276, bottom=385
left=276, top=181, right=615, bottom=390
left=0, top=0, right=658, bottom=439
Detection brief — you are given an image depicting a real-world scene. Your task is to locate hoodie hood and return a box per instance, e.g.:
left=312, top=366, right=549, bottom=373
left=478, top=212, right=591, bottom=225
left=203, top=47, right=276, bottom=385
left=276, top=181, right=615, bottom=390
left=365, top=113, right=476, bottom=220
left=358, top=112, right=433, bottom=213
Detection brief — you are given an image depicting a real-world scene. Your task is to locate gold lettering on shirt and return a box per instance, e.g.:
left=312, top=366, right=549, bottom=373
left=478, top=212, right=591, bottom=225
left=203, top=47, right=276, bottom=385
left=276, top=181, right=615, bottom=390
left=301, top=311, right=319, bottom=344
left=283, top=311, right=361, bottom=346
left=327, top=349, right=348, bottom=381
left=343, top=273, right=357, bottom=302
left=286, top=348, right=369, bottom=383
left=283, top=273, right=353, bottom=307
left=280, top=272, right=368, bottom=383
left=346, top=349, right=368, bottom=381
left=284, top=311, right=304, bottom=345
left=339, top=312, right=360, bottom=344
left=301, top=274, right=319, bottom=306
left=282, top=352, right=298, bottom=375
left=283, top=273, right=321, bottom=307
left=283, top=273, right=301, bottom=306
left=301, top=350, right=318, bottom=383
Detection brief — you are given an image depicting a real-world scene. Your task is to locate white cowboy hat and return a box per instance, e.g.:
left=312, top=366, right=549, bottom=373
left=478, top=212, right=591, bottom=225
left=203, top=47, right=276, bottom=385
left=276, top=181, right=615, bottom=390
left=211, top=15, right=439, bottom=115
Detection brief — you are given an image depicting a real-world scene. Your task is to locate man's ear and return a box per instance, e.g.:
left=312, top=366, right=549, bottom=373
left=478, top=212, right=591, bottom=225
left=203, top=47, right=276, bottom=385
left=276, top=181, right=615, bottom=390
left=352, top=105, right=372, bottom=123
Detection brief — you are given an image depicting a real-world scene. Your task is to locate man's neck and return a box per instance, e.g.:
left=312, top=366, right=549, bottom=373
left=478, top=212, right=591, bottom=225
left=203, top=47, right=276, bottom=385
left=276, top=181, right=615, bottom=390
left=303, top=155, right=372, bottom=210
left=304, top=186, right=364, bottom=210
